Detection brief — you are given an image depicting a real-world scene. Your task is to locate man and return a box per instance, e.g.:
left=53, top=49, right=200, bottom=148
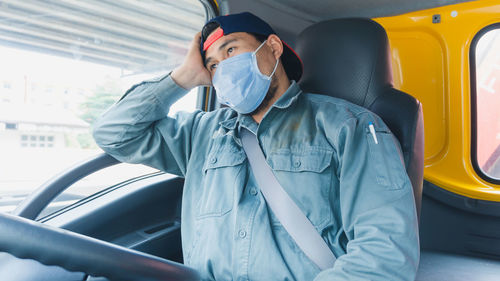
left=93, top=12, right=419, bottom=281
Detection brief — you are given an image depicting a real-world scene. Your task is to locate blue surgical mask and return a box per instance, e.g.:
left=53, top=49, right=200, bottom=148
left=212, top=40, right=279, bottom=114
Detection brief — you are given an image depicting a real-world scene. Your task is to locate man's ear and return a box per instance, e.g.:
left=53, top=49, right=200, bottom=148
left=267, top=34, right=283, bottom=59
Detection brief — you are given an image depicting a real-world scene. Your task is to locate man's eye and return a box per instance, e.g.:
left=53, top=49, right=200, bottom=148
left=210, top=64, right=218, bottom=71
left=227, top=47, right=234, bottom=54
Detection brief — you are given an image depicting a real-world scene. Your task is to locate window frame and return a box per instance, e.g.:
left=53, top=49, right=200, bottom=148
left=197, top=0, right=220, bottom=112
left=470, top=22, right=500, bottom=185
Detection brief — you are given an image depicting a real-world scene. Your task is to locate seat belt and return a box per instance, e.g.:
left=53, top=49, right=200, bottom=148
left=240, top=128, right=336, bottom=270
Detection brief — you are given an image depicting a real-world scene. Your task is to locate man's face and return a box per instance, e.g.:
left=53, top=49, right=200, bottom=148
left=203, top=28, right=277, bottom=79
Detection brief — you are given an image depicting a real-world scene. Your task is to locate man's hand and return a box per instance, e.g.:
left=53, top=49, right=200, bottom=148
left=171, top=32, right=212, bottom=90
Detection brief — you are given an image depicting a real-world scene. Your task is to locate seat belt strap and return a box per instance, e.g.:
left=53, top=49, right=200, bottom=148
left=240, top=128, right=336, bottom=270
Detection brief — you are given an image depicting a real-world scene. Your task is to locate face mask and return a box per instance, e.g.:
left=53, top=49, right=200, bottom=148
left=212, top=40, right=279, bottom=114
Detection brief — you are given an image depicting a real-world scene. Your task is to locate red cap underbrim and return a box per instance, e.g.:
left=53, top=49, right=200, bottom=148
left=203, top=28, right=224, bottom=51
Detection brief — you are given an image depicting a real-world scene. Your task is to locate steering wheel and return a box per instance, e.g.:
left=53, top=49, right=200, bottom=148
left=0, top=211, right=200, bottom=281
left=0, top=153, right=199, bottom=280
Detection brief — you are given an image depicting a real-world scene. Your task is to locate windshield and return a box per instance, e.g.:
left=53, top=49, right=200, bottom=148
left=0, top=1, right=206, bottom=212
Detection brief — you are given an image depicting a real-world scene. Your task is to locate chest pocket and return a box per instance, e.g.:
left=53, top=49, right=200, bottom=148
left=267, top=147, right=334, bottom=230
left=197, top=138, right=246, bottom=219
left=365, top=127, right=407, bottom=190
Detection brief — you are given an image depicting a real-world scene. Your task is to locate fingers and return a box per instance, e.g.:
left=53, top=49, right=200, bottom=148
left=189, top=32, right=202, bottom=53
left=171, top=32, right=212, bottom=89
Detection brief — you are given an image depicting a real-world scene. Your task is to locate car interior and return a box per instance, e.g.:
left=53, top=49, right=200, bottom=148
left=0, top=0, right=500, bottom=280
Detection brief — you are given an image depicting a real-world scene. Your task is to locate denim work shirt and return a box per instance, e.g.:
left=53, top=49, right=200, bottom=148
left=93, top=75, right=419, bottom=281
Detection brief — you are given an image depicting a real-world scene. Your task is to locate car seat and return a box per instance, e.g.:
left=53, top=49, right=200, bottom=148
left=296, top=18, right=424, bottom=219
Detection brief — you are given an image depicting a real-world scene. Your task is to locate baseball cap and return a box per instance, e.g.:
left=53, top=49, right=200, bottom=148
left=200, top=12, right=303, bottom=82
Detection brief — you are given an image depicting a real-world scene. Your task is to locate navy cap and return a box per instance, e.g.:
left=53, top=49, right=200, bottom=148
left=200, top=12, right=303, bottom=82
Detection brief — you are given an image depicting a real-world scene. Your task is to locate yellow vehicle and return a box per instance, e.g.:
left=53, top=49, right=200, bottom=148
left=0, top=0, right=499, bottom=280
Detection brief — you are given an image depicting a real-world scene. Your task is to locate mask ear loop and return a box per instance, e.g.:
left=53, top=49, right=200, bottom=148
left=254, top=39, right=268, bottom=53
left=254, top=40, right=280, bottom=78
left=269, top=57, right=279, bottom=78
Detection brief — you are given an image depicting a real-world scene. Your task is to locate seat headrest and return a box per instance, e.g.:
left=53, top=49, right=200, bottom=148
left=296, top=18, right=394, bottom=108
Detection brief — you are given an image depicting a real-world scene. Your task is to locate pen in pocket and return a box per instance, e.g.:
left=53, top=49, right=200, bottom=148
left=368, top=122, right=378, bottom=144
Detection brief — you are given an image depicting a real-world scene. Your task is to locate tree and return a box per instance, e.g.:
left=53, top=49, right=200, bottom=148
left=77, top=77, right=123, bottom=149
left=79, top=77, right=122, bottom=125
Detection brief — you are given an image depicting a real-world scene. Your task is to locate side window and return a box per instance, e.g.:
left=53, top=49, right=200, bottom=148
left=0, top=1, right=206, bottom=213
left=472, top=24, right=500, bottom=182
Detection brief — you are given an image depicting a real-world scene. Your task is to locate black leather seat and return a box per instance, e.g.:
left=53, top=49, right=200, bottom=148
left=295, top=18, right=424, bottom=218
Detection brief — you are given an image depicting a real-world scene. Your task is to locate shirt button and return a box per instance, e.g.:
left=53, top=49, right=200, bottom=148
left=249, top=188, right=258, bottom=196
left=238, top=230, right=246, bottom=238
left=293, top=160, right=301, bottom=168
left=209, top=157, right=217, bottom=164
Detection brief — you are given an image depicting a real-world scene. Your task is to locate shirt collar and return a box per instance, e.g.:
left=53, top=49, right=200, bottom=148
left=218, top=80, right=302, bottom=132
left=219, top=116, right=238, bottom=130
left=272, top=80, right=302, bottom=109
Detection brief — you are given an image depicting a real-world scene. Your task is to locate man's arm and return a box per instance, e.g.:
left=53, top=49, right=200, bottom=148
left=316, top=112, right=419, bottom=281
left=92, top=32, right=212, bottom=175
left=92, top=74, right=198, bottom=176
